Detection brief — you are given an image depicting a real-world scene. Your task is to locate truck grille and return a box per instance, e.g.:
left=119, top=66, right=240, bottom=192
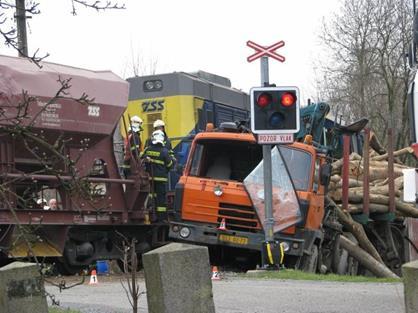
left=218, top=203, right=260, bottom=232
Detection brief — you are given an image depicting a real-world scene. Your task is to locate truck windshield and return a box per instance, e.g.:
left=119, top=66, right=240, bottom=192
left=278, top=145, right=312, bottom=191
left=188, top=139, right=312, bottom=190
left=243, top=147, right=303, bottom=232
left=189, top=139, right=263, bottom=182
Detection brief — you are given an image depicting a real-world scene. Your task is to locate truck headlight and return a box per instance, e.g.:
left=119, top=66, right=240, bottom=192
left=179, top=227, right=191, bottom=238
left=281, top=241, right=290, bottom=252
left=214, top=185, right=223, bottom=197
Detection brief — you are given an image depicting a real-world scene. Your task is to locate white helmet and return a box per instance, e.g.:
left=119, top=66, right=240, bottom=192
left=36, top=198, right=47, bottom=205
left=130, top=115, right=143, bottom=132
left=151, top=130, right=165, bottom=145
left=153, top=119, right=165, bottom=128
left=131, top=115, right=143, bottom=124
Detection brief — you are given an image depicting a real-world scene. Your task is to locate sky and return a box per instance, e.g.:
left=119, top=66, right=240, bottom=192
left=0, top=0, right=341, bottom=104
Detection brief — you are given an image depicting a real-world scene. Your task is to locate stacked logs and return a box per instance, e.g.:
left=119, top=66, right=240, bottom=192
left=328, top=147, right=418, bottom=218
left=326, top=145, right=417, bottom=278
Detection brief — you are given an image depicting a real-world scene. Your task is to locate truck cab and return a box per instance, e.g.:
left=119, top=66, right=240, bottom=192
left=169, top=123, right=330, bottom=269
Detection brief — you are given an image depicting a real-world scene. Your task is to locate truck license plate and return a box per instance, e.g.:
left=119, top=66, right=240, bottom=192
left=219, top=234, right=248, bottom=245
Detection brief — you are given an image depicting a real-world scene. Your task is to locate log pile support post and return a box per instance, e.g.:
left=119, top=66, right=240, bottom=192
left=388, top=128, right=395, bottom=218
left=342, top=135, right=350, bottom=212
left=362, top=128, right=370, bottom=221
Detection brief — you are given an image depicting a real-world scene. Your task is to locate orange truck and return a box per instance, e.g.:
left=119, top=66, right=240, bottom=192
left=169, top=122, right=336, bottom=271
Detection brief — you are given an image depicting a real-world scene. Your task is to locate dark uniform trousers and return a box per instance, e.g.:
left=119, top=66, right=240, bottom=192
left=142, top=144, right=174, bottom=222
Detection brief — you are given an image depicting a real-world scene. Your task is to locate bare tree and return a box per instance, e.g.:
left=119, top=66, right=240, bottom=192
left=0, top=0, right=125, bottom=65
left=120, top=238, right=145, bottom=313
left=122, top=42, right=159, bottom=78
left=0, top=3, right=126, bottom=309
left=318, top=0, right=412, bottom=149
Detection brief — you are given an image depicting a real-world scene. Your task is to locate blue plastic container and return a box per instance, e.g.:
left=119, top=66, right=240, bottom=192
left=96, top=260, right=109, bottom=275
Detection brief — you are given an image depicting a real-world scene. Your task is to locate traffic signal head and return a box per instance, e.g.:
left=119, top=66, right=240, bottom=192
left=250, top=86, right=300, bottom=134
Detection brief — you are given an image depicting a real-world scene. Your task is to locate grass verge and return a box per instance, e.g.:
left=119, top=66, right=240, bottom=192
left=243, top=269, right=401, bottom=283
left=49, top=307, right=81, bottom=313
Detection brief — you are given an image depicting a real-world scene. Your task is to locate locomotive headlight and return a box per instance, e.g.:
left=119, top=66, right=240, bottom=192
left=144, top=79, right=163, bottom=92
left=154, top=80, right=163, bottom=89
left=179, top=227, right=191, bottom=238
left=214, top=185, right=223, bottom=197
left=145, top=81, right=154, bottom=90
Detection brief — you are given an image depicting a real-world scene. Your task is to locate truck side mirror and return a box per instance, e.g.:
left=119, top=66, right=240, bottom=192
left=320, top=163, right=332, bottom=186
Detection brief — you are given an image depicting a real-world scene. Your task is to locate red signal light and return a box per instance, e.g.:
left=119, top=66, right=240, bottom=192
left=281, top=92, right=296, bottom=107
left=257, top=93, right=272, bottom=108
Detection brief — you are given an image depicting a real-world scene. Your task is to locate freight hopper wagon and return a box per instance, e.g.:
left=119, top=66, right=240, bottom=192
left=0, top=55, right=161, bottom=274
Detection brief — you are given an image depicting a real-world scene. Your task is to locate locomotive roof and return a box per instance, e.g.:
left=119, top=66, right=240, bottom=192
left=127, top=71, right=249, bottom=111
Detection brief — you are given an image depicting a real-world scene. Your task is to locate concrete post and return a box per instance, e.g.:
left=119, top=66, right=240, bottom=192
left=143, top=242, right=215, bottom=313
left=402, top=260, right=418, bottom=313
left=0, top=262, right=47, bottom=313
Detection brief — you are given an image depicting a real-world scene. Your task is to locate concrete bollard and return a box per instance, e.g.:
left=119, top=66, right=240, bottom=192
left=143, top=242, right=215, bottom=313
left=0, top=262, right=48, bottom=313
left=402, top=260, right=418, bottom=313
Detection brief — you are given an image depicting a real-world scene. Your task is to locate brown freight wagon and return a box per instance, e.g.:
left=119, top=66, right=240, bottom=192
left=0, top=55, right=164, bottom=274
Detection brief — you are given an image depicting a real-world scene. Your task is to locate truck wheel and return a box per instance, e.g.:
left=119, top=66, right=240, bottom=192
left=333, top=233, right=359, bottom=275
left=301, top=244, right=318, bottom=273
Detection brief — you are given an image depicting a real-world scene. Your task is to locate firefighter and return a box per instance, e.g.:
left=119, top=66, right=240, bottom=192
left=144, top=119, right=174, bottom=158
left=142, top=129, right=175, bottom=222
left=122, top=115, right=143, bottom=178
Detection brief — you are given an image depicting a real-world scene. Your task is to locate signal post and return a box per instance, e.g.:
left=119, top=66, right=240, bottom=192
left=247, top=40, right=300, bottom=268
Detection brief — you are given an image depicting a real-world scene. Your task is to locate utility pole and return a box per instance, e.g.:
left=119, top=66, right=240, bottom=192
left=15, top=0, right=28, bottom=56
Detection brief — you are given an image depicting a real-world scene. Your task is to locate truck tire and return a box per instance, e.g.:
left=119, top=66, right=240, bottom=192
left=333, top=233, right=359, bottom=275
left=301, top=244, right=318, bottom=273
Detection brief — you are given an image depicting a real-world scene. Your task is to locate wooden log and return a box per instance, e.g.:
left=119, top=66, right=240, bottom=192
left=331, top=175, right=341, bottom=183
left=328, top=181, right=337, bottom=191
left=348, top=186, right=401, bottom=198
left=371, top=147, right=414, bottom=161
left=341, top=192, right=418, bottom=218
left=369, top=161, right=411, bottom=170
left=349, top=165, right=403, bottom=181
left=332, top=153, right=362, bottom=173
left=342, top=160, right=411, bottom=173
left=373, top=178, right=389, bottom=187
left=326, top=196, right=384, bottom=263
left=339, top=235, right=399, bottom=279
left=336, top=178, right=363, bottom=188
left=346, top=203, right=389, bottom=214
left=369, top=130, right=387, bottom=155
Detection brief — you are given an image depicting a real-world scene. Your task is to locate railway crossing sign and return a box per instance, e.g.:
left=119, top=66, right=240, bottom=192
left=246, top=40, right=286, bottom=63
left=247, top=39, right=289, bottom=267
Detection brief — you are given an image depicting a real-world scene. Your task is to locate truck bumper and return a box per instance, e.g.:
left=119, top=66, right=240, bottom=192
left=169, top=221, right=306, bottom=257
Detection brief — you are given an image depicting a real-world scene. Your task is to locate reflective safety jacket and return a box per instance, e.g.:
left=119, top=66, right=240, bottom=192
left=142, top=143, right=174, bottom=182
left=144, top=133, right=175, bottom=160
left=124, top=131, right=142, bottom=162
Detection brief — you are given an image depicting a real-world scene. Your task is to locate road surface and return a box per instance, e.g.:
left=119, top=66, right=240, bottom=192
left=46, top=275, right=405, bottom=313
